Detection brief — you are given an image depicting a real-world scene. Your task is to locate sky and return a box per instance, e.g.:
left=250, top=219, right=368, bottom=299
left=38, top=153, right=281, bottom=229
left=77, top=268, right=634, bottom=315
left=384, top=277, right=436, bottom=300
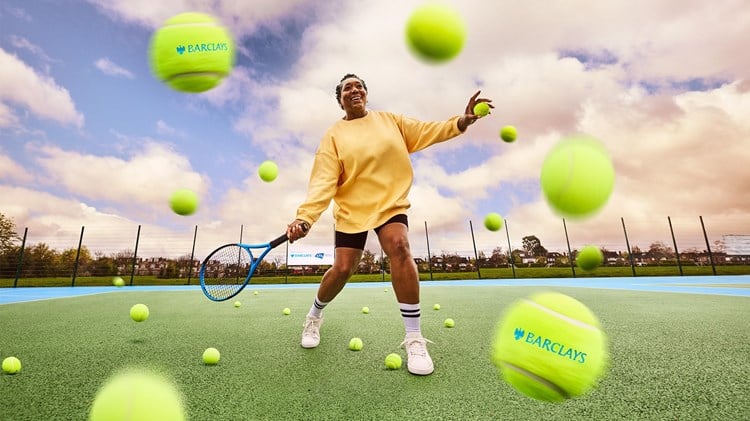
left=0, top=0, right=749, bottom=261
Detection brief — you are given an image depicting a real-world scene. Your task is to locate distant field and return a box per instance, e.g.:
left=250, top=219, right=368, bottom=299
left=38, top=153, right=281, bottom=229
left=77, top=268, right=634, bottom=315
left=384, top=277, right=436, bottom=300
left=2, top=265, right=749, bottom=288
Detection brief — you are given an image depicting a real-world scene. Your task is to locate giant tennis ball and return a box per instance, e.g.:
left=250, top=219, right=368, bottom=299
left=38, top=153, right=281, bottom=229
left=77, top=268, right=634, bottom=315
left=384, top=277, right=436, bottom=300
left=89, top=370, right=186, bottom=421
left=258, top=160, right=279, bottom=182
left=169, top=188, right=199, bottom=216
left=405, top=3, right=466, bottom=62
left=577, top=246, right=603, bottom=271
left=540, top=135, right=614, bottom=218
left=130, top=304, right=150, bottom=322
left=2, top=356, right=22, bottom=374
left=484, top=212, right=503, bottom=231
left=492, top=291, right=608, bottom=402
left=149, top=12, right=235, bottom=93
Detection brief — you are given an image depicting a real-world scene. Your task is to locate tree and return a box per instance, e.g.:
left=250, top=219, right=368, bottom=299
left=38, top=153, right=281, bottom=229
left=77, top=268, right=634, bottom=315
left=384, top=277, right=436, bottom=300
left=0, top=212, right=21, bottom=251
left=522, top=235, right=548, bottom=257
left=359, top=249, right=377, bottom=273
left=647, top=241, right=674, bottom=260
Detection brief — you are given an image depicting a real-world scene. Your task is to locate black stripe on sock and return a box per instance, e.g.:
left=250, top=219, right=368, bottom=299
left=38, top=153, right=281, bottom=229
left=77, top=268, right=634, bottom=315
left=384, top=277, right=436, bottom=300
left=401, top=313, right=421, bottom=318
left=400, top=308, right=420, bottom=313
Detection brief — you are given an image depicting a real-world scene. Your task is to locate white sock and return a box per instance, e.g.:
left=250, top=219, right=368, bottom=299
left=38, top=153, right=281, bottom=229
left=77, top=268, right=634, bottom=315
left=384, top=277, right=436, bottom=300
left=399, top=302, right=421, bottom=334
left=308, top=297, right=328, bottom=318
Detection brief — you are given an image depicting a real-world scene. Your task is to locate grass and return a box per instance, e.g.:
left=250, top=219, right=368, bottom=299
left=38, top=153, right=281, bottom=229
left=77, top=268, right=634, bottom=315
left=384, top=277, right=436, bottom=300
left=2, top=265, right=749, bottom=288
left=1, top=285, right=748, bottom=420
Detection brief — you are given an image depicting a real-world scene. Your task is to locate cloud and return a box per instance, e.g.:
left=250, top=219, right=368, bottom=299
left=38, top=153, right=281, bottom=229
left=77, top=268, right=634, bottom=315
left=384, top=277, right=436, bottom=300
left=0, top=150, right=33, bottom=183
left=0, top=48, right=84, bottom=128
left=31, top=142, right=210, bottom=219
left=94, top=57, right=135, bottom=79
left=155, top=119, right=185, bottom=137
left=8, top=35, right=56, bottom=63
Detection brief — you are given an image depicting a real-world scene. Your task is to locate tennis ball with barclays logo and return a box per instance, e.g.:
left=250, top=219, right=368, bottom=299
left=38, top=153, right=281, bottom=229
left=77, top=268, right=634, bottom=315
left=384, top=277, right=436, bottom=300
left=491, top=291, right=608, bottom=402
left=149, top=12, right=235, bottom=93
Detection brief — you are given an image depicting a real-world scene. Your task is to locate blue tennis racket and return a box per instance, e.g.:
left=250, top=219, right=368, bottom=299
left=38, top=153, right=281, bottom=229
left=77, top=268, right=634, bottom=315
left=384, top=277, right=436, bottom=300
left=199, top=224, right=307, bottom=301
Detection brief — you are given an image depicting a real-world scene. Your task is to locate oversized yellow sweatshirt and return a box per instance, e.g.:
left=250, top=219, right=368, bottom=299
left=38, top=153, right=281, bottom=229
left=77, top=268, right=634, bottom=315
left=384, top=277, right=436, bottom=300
left=296, top=110, right=463, bottom=233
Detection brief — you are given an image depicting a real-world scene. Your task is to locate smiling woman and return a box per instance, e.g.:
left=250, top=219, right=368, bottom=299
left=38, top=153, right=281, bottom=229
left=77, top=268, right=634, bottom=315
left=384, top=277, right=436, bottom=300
left=283, top=73, right=493, bottom=376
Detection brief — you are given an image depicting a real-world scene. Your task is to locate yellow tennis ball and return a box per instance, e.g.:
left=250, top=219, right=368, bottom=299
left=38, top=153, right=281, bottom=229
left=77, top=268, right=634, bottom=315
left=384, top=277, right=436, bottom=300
left=258, top=160, right=279, bottom=182
left=473, top=102, right=490, bottom=117
left=348, top=338, right=364, bottom=351
left=202, top=347, right=220, bottom=365
left=577, top=246, right=603, bottom=271
left=361, top=306, right=370, bottom=314
left=540, top=135, right=615, bottom=218
left=405, top=3, right=466, bottom=62
left=233, top=301, right=241, bottom=308
left=149, top=12, right=235, bottom=93
left=169, top=188, right=199, bottom=216
left=112, top=276, right=125, bottom=287
left=433, top=304, right=441, bottom=310
left=2, top=356, right=22, bottom=374
left=282, top=307, right=291, bottom=315
left=500, top=125, right=517, bottom=143
left=253, top=290, right=259, bottom=296
left=89, top=370, right=186, bottom=421
left=484, top=212, right=503, bottom=231
left=444, top=318, right=455, bottom=328
left=491, top=291, right=608, bottom=402
left=385, top=353, right=402, bottom=370
left=130, top=304, right=149, bottom=322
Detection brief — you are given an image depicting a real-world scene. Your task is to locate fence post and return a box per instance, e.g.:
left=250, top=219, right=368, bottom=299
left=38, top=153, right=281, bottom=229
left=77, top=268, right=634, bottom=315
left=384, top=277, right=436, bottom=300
left=504, top=219, right=516, bottom=279
left=284, top=239, right=289, bottom=284
left=380, top=248, right=385, bottom=282
left=667, top=216, right=683, bottom=276
left=424, top=221, right=433, bottom=281
left=13, top=227, right=28, bottom=288
left=129, top=225, right=141, bottom=286
left=621, top=217, right=636, bottom=277
left=699, top=216, right=717, bottom=275
left=469, top=220, right=481, bottom=279
left=562, top=218, right=576, bottom=278
left=71, top=226, right=85, bottom=286
left=186, top=225, right=198, bottom=285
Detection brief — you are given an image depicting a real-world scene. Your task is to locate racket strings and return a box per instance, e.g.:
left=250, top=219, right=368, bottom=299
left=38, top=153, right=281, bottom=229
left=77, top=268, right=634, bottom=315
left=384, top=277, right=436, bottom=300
left=202, top=245, right=253, bottom=300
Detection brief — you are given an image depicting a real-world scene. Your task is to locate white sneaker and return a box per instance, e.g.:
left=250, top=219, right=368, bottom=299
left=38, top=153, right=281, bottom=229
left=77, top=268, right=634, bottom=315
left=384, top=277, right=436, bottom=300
left=301, top=315, right=323, bottom=348
left=400, top=332, right=434, bottom=375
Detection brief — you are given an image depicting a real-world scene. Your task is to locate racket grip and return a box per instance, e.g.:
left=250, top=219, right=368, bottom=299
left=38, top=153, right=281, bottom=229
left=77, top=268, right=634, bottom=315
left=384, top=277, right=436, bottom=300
left=270, top=234, right=288, bottom=248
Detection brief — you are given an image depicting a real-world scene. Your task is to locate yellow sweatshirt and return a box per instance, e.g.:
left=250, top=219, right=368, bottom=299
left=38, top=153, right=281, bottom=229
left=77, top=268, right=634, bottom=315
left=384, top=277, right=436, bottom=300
left=296, top=110, right=463, bottom=233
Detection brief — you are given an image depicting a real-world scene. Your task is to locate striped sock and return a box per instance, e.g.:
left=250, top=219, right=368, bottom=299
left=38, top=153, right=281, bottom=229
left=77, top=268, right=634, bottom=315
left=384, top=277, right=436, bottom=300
left=308, top=297, right=329, bottom=318
left=399, top=303, right=421, bottom=333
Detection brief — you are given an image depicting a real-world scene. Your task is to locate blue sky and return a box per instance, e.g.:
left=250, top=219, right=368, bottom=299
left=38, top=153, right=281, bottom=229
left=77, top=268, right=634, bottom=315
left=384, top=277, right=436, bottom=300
left=1, top=0, right=749, bottom=259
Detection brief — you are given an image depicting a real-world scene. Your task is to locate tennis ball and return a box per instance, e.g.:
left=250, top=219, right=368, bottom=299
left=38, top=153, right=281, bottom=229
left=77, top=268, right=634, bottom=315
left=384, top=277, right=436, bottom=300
left=405, top=3, right=466, bottom=62
left=348, top=338, right=364, bottom=351
left=202, top=347, right=220, bottom=365
left=130, top=304, right=150, bottom=322
left=149, top=12, right=235, bottom=93
left=473, top=102, right=490, bottom=117
left=112, top=276, right=125, bottom=287
left=444, top=318, right=455, bottom=328
left=361, top=306, right=370, bottom=314
left=234, top=301, right=241, bottom=308
left=385, top=353, right=402, bottom=370
left=253, top=290, right=259, bottom=295
left=491, top=291, right=608, bottom=402
left=258, top=160, right=278, bottom=182
left=577, top=246, right=603, bottom=271
left=500, top=125, right=517, bottom=143
left=484, top=212, right=503, bottom=231
left=89, top=370, right=185, bottom=421
left=433, top=304, right=440, bottom=310
left=540, top=135, right=615, bottom=218
left=282, top=307, right=291, bottom=315
left=169, top=188, right=199, bottom=216
left=2, top=356, right=21, bottom=374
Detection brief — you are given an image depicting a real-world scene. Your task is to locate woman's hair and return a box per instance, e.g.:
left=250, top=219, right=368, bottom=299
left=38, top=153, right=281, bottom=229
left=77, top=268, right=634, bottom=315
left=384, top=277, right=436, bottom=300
left=335, top=73, right=367, bottom=108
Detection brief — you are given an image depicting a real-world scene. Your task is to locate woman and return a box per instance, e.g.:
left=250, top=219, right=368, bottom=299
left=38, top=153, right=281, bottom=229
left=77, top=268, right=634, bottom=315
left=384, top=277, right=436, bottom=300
left=286, top=73, right=491, bottom=375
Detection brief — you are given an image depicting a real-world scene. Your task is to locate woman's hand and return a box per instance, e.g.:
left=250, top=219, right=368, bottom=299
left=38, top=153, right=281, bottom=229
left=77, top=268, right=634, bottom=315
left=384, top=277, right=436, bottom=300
left=458, top=90, right=493, bottom=131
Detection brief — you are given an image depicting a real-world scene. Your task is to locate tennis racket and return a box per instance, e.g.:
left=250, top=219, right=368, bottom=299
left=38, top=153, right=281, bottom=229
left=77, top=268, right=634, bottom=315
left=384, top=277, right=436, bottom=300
left=199, top=224, right=308, bottom=301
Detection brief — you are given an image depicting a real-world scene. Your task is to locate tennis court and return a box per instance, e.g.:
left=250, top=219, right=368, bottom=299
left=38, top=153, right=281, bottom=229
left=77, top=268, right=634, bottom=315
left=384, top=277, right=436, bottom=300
left=1, top=276, right=748, bottom=420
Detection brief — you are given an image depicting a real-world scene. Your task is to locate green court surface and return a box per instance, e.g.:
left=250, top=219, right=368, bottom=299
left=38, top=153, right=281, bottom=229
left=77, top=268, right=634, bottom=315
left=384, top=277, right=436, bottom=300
left=1, top=286, right=748, bottom=420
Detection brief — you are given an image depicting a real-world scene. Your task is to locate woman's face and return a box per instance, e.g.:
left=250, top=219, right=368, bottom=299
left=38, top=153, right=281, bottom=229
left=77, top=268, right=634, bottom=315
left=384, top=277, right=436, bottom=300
left=339, top=77, right=367, bottom=117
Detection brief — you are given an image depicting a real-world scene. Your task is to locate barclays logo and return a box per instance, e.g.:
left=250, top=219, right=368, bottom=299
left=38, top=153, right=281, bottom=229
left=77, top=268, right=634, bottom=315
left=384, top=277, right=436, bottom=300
left=175, top=43, right=229, bottom=55
left=514, top=327, right=588, bottom=364
left=315, top=253, right=324, bottom=259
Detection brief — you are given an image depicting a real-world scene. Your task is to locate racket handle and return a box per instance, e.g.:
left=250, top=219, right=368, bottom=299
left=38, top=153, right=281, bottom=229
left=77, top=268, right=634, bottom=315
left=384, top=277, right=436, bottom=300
left=270, top=234, right=288, bottom=248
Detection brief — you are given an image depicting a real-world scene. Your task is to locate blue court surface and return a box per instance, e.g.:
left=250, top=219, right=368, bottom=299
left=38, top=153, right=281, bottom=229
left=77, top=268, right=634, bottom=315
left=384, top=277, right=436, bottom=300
left=1, top=275, right=748, bottom=305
